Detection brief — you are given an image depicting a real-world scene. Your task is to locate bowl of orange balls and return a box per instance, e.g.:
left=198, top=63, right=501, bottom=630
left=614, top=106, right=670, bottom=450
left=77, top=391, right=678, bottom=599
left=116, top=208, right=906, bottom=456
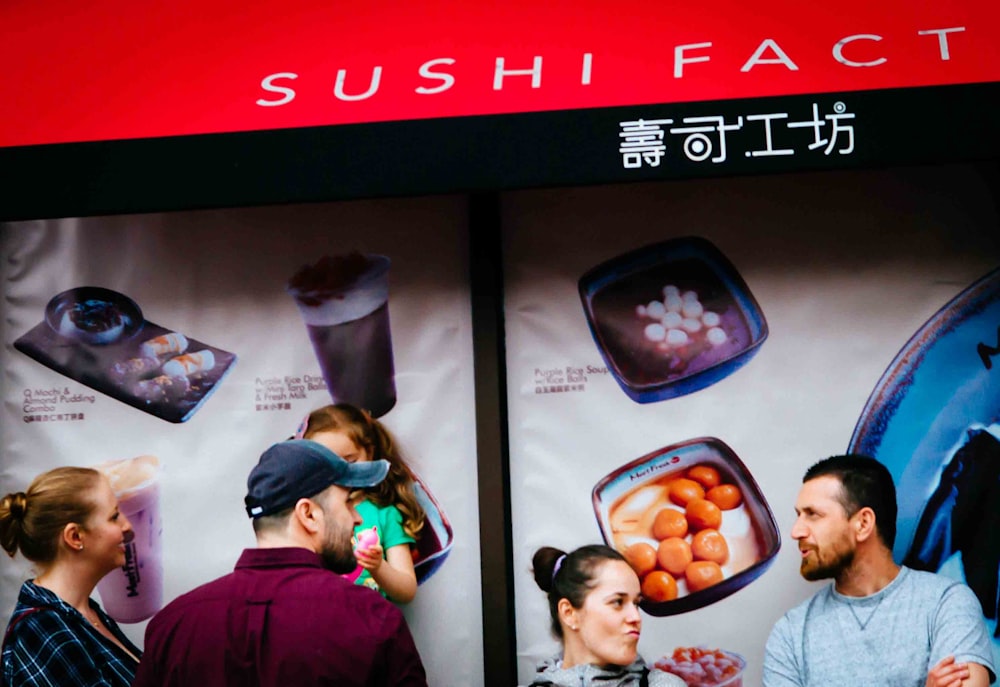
left=592, top=437, right=780, bottom=615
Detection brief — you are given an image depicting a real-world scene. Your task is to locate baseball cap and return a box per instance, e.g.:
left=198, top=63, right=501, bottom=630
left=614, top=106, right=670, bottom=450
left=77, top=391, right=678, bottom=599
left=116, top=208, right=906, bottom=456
left=245, top=439, right=389, bottom=518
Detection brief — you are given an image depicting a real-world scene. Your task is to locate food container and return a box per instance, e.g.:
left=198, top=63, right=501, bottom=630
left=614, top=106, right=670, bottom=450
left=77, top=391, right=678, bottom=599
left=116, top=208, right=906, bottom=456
left=654, top=646, right=746, bottom=687
left=44, top=286, right=144, bottom=345
left=411, top=470, right=455, bottom=584
left=579, top=237, right=767, bottom=403
left=592, top=437, right=780, bottom=616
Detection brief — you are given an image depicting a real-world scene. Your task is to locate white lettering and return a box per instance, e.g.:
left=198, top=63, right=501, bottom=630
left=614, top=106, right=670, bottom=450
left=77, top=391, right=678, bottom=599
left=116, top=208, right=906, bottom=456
left=833, top=34, right=886, bottom=67
left=256, top=72, right=298, bottom=107
left=741, top=39, right=799, bottom=72
left=334, top=67, right=382, bottom=101
left=494, top=56, right=542, bottom=90
left=918, top=26, right=966, bottom=60
left=416, top=58, right=456, bottom=94
left=674, top=42, right=712, bottom=78
left=581, top=52, right=593, bottom=85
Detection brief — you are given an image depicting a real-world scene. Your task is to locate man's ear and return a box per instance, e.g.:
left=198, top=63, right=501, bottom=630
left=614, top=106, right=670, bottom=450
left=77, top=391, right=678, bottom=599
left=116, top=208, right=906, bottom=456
left=853, top=506, right=877, bottom=543
left=293, top=498, right=322, bottom=534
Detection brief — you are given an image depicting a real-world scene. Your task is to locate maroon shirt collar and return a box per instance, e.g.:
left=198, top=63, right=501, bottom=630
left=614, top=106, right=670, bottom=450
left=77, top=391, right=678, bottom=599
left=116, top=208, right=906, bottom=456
left=234, top=546, right=325, bottom=570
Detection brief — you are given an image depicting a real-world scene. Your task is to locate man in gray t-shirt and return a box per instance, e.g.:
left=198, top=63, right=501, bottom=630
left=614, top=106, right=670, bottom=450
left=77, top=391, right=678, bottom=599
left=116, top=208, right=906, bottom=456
left=763, top=455, right=995, bottom=687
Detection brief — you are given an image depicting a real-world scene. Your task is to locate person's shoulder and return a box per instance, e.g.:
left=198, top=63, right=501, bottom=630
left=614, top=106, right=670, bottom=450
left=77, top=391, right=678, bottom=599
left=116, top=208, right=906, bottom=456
left=899, top=566, right=974, bottom=599
left=774, top=584, right=831, bottom=625
left=6, top=608, right=89, bottom=660
left=339, top=580, right=404, bottom=613
left=147, top=571, right=236, bottom=623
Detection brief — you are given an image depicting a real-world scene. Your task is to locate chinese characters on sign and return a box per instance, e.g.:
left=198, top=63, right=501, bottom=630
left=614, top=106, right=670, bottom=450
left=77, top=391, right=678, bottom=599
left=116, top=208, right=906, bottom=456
left=535, top=384, right=585, bottom=394
left=24, top=413, right=86, bottom=423
left=256, top=402, right=293, bottom=412
left=619, top=102, right=855, bottom=169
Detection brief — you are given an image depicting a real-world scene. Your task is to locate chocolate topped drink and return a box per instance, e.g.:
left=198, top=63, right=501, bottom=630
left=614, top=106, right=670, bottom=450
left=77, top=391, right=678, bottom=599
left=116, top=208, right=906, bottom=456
left=287, top=253, right=396, bottom=418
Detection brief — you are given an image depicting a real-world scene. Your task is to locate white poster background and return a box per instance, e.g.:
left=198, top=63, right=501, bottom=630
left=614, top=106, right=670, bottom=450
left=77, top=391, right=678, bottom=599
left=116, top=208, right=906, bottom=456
left=0, top=197, right=484, bottom=687
left=503, top=164, right=1000, bottom=686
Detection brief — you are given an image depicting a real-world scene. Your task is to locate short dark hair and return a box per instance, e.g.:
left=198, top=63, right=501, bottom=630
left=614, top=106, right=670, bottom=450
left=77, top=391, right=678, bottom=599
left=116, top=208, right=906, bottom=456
left=531, top=544, right=626, bottom=638
left=804, top=454, right=897, bottom=550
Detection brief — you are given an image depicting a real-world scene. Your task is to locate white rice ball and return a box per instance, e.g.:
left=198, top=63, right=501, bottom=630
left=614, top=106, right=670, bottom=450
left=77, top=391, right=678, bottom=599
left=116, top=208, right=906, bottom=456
left=702, top=311, right=721, bottom=327
left=644, top=323, right=667, bottom=342
left=661, top=311, right=683, bottom=328
left=681, top=318, right=702, bottom=333
left=666, top=328, right=689, bottom=346
left=682, top=300, right=704, bottom=318
left=706, top=327, right=727, bottom=345
left=646, top=300, right=666, bottom=319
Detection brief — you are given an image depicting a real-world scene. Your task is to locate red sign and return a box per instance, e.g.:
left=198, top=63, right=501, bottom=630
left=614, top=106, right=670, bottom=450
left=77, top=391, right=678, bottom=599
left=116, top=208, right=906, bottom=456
left=3, top=0, right=998, bottom=148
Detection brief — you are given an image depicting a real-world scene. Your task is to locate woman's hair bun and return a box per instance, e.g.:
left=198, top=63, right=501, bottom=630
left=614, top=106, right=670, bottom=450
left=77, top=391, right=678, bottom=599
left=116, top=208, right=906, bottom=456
left=531, top=546, right=567, bottom=593
left=5, top=492, right=27, bottom=520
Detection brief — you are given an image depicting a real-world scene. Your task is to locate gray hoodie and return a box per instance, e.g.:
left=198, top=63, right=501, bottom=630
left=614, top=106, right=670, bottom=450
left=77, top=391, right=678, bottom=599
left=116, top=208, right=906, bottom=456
left=525, top=656, right=686, bottom=687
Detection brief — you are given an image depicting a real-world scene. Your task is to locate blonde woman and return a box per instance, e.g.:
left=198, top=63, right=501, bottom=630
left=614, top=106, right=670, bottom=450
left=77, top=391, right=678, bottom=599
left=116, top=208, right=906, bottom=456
left=0, top=467, right=140, bottom=687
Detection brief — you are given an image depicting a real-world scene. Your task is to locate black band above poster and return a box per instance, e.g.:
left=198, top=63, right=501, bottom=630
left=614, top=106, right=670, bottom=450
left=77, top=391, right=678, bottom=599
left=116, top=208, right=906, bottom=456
left=1, top=82, right=997, bottom=222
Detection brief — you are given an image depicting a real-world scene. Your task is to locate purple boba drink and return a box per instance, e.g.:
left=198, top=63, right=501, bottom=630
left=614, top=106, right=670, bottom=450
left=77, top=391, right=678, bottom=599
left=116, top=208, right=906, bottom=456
left=287, top=253, right=397, bottom=418
left=94, top=455, right=163, bottom=623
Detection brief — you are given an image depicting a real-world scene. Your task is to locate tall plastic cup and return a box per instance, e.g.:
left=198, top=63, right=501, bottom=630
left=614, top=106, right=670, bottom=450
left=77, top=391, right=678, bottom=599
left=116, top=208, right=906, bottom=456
left=287, top=253, right=397, bottom=418
left=94, top=455, right=163, bottom=623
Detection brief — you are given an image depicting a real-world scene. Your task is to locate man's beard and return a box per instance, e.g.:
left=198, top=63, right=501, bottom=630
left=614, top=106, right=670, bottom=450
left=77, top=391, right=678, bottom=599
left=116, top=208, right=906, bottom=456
left=318, top=520, right=358, bottom=574
left=800, top=537, right=855, bottom=581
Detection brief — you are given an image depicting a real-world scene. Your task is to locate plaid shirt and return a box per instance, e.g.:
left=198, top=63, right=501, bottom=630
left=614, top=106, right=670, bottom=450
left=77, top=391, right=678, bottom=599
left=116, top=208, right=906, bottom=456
left=1, top=580, right=141, bottom=687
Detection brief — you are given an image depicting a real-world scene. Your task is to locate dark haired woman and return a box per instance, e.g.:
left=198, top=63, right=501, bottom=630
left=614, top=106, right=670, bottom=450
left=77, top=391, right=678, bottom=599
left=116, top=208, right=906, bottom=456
left=0, top=467, right=141, bottom=686
left=526, top=544, right=684, bottom=687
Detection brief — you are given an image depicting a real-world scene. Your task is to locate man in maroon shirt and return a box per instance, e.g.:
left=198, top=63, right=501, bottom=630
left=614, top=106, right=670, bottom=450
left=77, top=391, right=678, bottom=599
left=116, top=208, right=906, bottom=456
left=132, top=439, right=428, bottom=687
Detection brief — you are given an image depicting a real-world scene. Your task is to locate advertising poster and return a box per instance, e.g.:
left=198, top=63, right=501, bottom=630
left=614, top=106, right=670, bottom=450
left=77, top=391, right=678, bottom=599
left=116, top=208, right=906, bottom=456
left=0, top=197, right=483, bottom=686
left=504, top=163, right=1000, bottom=686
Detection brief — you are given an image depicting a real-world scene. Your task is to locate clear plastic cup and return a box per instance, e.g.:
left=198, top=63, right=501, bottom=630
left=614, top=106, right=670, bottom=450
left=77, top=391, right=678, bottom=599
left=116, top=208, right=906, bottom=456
left=94, top=455, right=163, bottom=623
left=287, top=253, right=396, bottom=418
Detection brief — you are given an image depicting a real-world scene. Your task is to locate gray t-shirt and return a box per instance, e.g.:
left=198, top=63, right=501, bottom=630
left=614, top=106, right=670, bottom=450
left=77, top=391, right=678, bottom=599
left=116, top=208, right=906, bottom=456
left=763, top=566, right=996, bottom=686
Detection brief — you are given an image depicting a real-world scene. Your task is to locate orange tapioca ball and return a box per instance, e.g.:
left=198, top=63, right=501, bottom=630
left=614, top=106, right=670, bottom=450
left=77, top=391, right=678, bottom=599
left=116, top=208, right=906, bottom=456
left=685, top=497, right=723, bottom=531
left=651, top=508, right=688, bottom=540
left=685, top=560, right=724, bottom=592
left=687, top=465, right=721, bottom=489
left=691, top=529, right=730, bottom=565
left=641, top=570, right=678, bottom=602
left=656, top=537, right=693, bottom=576
left=623, top=542, right=658, bottom=576
left=668, top=478, right=705, bottom=507
left=706, top=483, right=743, bottom=510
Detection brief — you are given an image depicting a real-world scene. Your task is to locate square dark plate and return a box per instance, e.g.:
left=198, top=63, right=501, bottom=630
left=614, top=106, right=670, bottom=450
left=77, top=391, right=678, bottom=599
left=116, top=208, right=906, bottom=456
left=579, top=237, right=767, bottom=403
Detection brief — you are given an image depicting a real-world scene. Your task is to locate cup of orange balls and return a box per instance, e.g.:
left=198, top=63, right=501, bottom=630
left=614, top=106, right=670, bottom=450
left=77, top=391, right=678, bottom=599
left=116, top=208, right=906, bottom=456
left=592, top=437, right=780, bottom=615
left=653, top=646, right=746, bottom=686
